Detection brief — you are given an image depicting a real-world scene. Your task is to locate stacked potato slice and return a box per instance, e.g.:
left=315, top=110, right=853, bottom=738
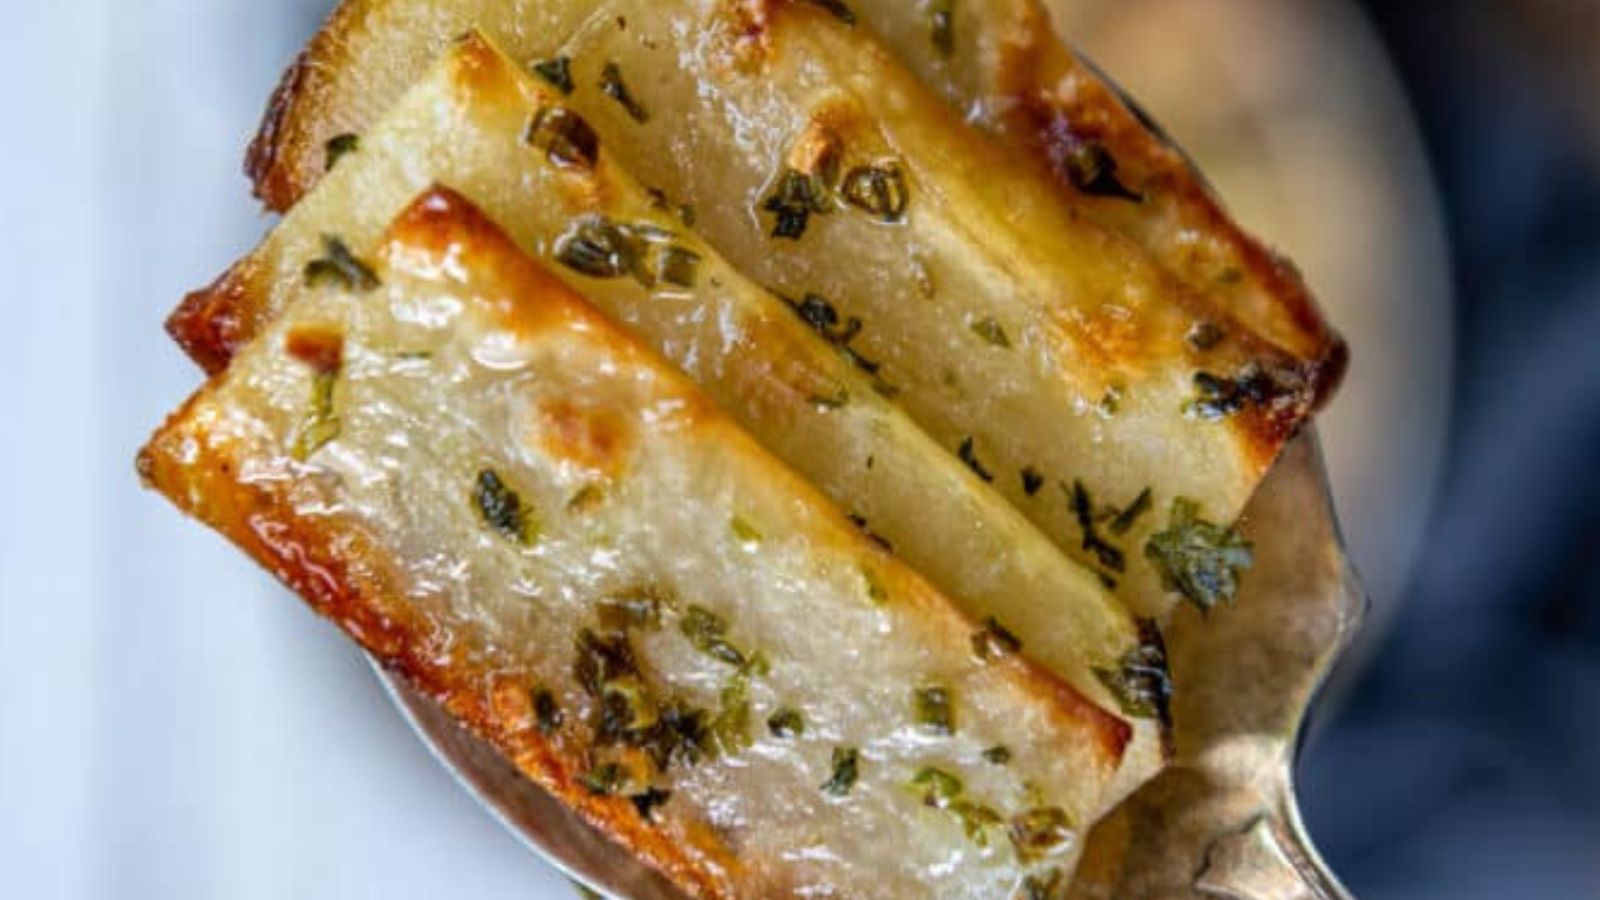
left=143, top=1, right=1340, bottom=897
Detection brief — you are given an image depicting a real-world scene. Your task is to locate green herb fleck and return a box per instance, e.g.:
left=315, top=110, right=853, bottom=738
left=304, top=235, right=380, bottom=292
left=658, top=245, right=701, bottom=288
left=913, top=686, right=956, bottom=735
left=581, top=762, right=628, bottom=796
left=534, top=688, right=564, bottom=735
left=730, top=515, right=762, bottom=546
left=599, top=62, right=649, bottom=123
left=1009, top=806, right=1075, bottom=859
left=982, top=745, right=1011, bottom=765
left=1145, top=498, right=1253, bottom=613
left=630, top=787, right=672, bottom=821
left=713, top=672, right=754, bottom=754
left=1021, top=467, right=1046, bottom=496
left=554, top=216, right=647, bottom=281
left=971, top=616, right=1022, bottom=662
left=954, top=800, right=1005, bottom=845
left=842, top=163, right=909, bottom=222
left=970, top=317, right=1011, bottom=348
left=323, top=133, right=359, bottom=172
left=680, top=605, right=747, bottom=667
left=822, top=746, right=860, bottom=796
left=598, top=589, right=667, bottom=633
left=1109, top=487, right=1154, bottom=536
left=804, top=0, right=857, bottom=24
left=1064, top=142, right=1142, bottom=202
left=531, top=56, right=575, bottom=94
left=791, top=293, right=863, bottom=345
left=526, top=106, right=600, bottom=170
left=910, top=766, right=964, bottom=808
left=292, top=369, right=341, bottom=461
left=767, top=707, right=806, bottom=738
left=958, top=437, right=994, bottom=483
left=1187, top=364, right=1299, bottom=420
left=1066, top=479, right=1126, bottom=573
left=862, top=565, right=890, bottom=605
left=474, top=469, right=535, bottom=545
left=762, top=168, right=832, bottom=239
left=1094, top=618, right=1173, bottom=726
left=931, top=0, right=956, bottom=57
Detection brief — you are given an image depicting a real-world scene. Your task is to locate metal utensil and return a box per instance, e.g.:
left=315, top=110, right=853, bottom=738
left=378, top=427, right=1364, bottom=899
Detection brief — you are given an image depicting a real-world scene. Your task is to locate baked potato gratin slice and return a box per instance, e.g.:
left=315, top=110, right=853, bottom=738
left=169, top=33, right=1169, bottom=793
left=226, top=0, right=1336, bottom=620
left=141, top=186, right=1133, bottom=899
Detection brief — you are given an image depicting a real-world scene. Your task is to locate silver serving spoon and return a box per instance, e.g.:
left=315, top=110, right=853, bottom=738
left=377, top=428, right=1364, bottom=899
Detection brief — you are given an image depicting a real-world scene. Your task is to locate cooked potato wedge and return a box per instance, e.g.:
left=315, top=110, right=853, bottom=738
left=171, top=34, right=1167, bottom=793
left=142, top=186, right=1134, bottom=898
left=246, top=0, right=1341, bottom=374
left=229, top=1, right=1331, bottom=619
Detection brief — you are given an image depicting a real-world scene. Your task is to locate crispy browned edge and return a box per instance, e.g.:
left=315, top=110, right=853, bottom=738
left=150, top=184, right=1131, bottom=895
left=239, top=0, right=1344, bottom=400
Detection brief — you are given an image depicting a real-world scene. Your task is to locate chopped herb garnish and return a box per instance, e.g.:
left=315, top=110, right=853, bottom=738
left=658, top=245, right=701, bottom=288
left=729, top=515, right=763, bottom=547
left=599, top=62, right=650, bottom=123
left=803, top=0, right=857, bottom=24
left=575, top=628, right=640, bottom=699
left=531, top=56, right=575, bottom=94
left=1186, top=320, right=1225, bottom=351
left=713, top=672, right=754, bottom=754
left=971, top=616, right=1022, bottom=661
left=1109, top=487, right=1154, bottom=536
left=534, top=688, right=564, bottom=735
left=680, top=605, right=747, bottom=667
left=1064, top=142, right=1142, bottom=202
left=630, top=787, right=672, bottom=820
left=601, top=674, right=660, bottom=733
left=982, top=745, right=1011, bottom=765
left=762, top=168, right=832, bottom=239
left=638, top=701, right=717, bottom=771
left=1145, top=498, right=1253, bottom=613
left=1066, top=479, right=1126, bottom=573
left=1021, top=467, right=1046, bottom=497
left=1021, top=868, right=1065, bottom=900
left=842, top=163, right=909, bottom=222
left=958, top=437, right=994, bottom=483
left=861, top=566, right=890, bottom=605
left=930, top=0, right=956, bottom=56
left=474, top=469, right=536, bottom=545
left=910, top=766, right=964, bottom=808
left=1098, top=384, right=1123, bottom=417
left=954, top=801, right=1005, bottom=845
left=1094, top=619, right=1173, bottom=727
left=1009, top=806, right=1075, bottom=859
left=582, top=762, right=628, bottom=796
left=324, top=133, right=359, bottom=171
left=822, top=746, right=860, bottom=796
left=792, top=293, right=862, bottom=345
left=567, top=484, right=606, bottom=514
left=1187, top=364, right=1301, bottom=420
left=970, top=317, right=1012, bottom=348
left=304, top=235, right=380, bottom=292
left=526, top=106, right=600, bottom=170
left=292, top=370, right=341, bottom=461
left=598, top=590, right=667, bottom=633
left=767, top=707, right=806, bottom=738
left=913, top=686, right=956, bottom=735
left=555, top=216, right=646, bottom=281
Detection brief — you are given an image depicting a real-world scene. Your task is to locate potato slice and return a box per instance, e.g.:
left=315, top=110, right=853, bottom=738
left=226, top=3, right=1332, bottom=619
left=245, top=0, right=1341, bottom=371
left=141, top=185, right=1133, bottom=898
left=171, top=34, right=1167, bottom=796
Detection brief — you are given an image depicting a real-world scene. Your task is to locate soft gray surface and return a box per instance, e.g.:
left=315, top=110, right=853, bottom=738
left=0, top=2, right=566, bottom=896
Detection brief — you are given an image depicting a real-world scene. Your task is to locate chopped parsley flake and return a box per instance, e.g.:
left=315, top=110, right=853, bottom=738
left=1009, top=806, right=1075, bottom=859
left=526, top=106, right=600, bottom=170
left=767, top=707, right=806, bottom=738
left=822, top=746, right=860, bottom=796
left=1094, top=618, right=1173, bottom=726
left=971, top=616, right=1022, bottom=661
left=531, top=56, right=574, bottom=94
left=958, top=437, right=994, bottom=483
left=762, top=168, right=832, bottom=239
left=1145, top=498, right=1253, bottom=613
left=304, top=235, right=380, bottom=293
left=913, top=686, right=956, bottom=735
left=473, top=469, right=536, bottom=545
left=534, top=688, right=564, bottom=735
left=970, top=317, right=1011, bottom=348
left=599, top=62, right=649, bottom=123
left=680, top=605, right=747, bottom=667
left=1021, top=467, right=1046, bottom=496
left=630, top=787, right=672, bottom=821
left=323, top=133, right=359, bottom=171
left=1064, top=142, right=1142, bottom=202
left=982, top=745, right=1011, bottom=765
left=841, top=163, right=909, bottom=222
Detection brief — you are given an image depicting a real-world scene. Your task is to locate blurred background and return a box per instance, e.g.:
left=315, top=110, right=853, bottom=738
left=0, top=0, right=1594, bottom=897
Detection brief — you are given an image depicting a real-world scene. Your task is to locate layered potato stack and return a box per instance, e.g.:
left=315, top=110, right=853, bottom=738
left=140, top=0, right=1343, bottom=896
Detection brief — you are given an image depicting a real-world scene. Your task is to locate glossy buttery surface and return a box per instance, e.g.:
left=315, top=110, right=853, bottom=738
left=171, top=35, right=1166, bottom=793
left=142, top=188, right=1129, bottom=898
